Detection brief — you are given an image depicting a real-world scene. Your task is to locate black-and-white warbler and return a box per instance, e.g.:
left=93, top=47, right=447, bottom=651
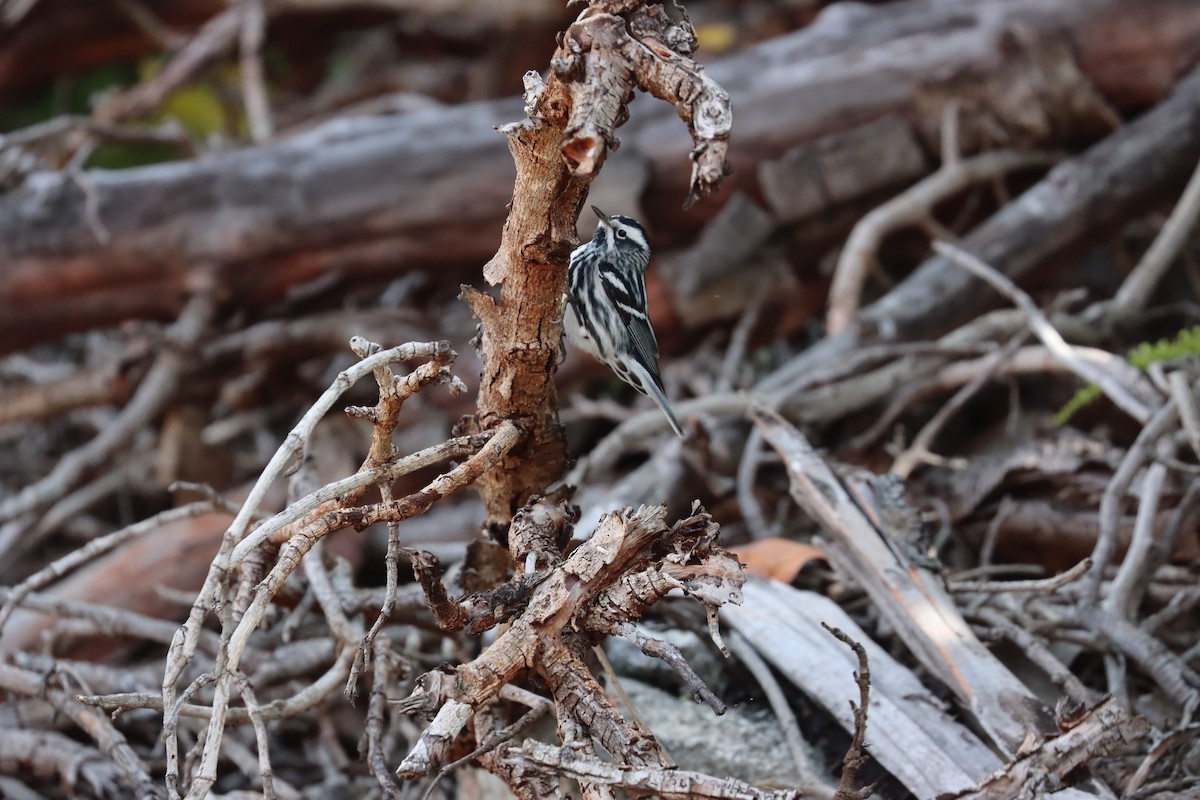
left=564, top=206, right=684, bottom=437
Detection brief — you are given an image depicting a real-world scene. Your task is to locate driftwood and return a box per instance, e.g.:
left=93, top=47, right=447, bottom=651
left=944, top=698, right=1150, bottom=800
left=856, top=66, right=1200, bottom=345
left=462, top=0, right=728, bottom=530
left=743, top=62, right=1200, bottom=424
left=3, top=0, right=1199, bottom=352
left=754, top=410, right=1055, bottom=749
left=393, top=505, right=745, bottom=781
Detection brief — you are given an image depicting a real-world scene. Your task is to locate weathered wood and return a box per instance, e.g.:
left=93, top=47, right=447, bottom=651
left=2, top=0, right=1198, bottom=353
left=642, top=0, right=1199, bottom=226
left=460, top=3, right=729, bottom=530
left=0, top=107, right=520, bottom=352
left=761, top=61, right=1200, bottom=402
left=949, top=698, right=1149, bottom=800
left=724, top=580, right=1001, bottom=799
left=754, top=412, right=1059, bottom=755
left=860, top=64, right=1200, bottom=343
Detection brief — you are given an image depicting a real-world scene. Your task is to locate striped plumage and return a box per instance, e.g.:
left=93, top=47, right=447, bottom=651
left=564, top=206, right=685, bottom=437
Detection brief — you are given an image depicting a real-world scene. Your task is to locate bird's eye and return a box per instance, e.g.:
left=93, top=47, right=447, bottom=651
left=616, top=229, right=628, bottom=239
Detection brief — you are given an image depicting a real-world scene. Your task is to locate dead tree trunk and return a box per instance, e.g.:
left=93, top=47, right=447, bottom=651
left=462, top=3, right=729, bottom=530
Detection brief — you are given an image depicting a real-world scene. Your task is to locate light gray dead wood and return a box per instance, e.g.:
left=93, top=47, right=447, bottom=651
left=760, top=60, right=1200, bottom=404
left=752, top=408, right=1109, bottom=800
left=724, top=579, right=1001, bottom=798
left=942, top=697, right=1149, bottom=800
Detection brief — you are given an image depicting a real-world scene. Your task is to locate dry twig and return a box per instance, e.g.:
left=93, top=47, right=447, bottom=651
left=1082, top=400, right=1180, bottom=604
left=393, top=505, right=743, bottom=783
left=828, top=150, right=1060, bottom=335
left=933, top=240, right=1161, bottom=423
left=823, top=624, right=876, bottom=800
left=462, top=0, right=730, bottom=532
left=727, top=630, right=828, bottom=796
left=156, top=338, right=478, bottom=798
left=495, top=737, right=798, bottom=800
left=943, top=698, right=1149, bottom=800
left=1089, top=154, right=1200, bottom=326
left=0, top=287, right=216, bottom=534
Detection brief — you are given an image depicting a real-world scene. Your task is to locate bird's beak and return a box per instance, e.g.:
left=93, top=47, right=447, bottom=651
left=591, top=206, right=610, bottom=228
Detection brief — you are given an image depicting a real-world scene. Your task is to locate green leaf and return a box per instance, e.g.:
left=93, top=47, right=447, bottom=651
left=1056, top=325, right=1200, bottom=424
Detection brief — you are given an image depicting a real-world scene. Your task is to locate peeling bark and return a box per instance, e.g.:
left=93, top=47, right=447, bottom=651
left=394, top=505, right=743, bottom=783
left=462, top=1, right=730, bottom=530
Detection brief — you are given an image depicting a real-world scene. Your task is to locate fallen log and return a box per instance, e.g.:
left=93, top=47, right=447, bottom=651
left=1, top=0, right=1198, bottom=353
left=761, top=62, right=1200, bottom=405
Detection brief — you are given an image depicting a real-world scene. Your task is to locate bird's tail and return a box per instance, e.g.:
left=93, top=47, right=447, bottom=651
left=649, top=382, right=686, bottom=438
left=627, top=359, right=685, bottom=438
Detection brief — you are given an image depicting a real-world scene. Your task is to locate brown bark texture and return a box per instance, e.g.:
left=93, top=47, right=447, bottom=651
left=463, top=2, right=728, bottom=530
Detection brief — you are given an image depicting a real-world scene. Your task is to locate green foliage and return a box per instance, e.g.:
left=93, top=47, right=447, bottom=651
left=85, top=141, right=182, bottom=170
left=1, top=60, right=194, bottom=170
left=1056, top=325, right=1200, bottom=424
left=2, top=56, right=258, bottom=170
left=158, top=83, right=229, bottom=138
left=1126, top=326, right=1200, bottom=367
left=140, top=56, right=236, bottom=139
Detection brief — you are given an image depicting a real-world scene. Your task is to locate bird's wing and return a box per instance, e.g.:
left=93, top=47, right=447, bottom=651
left=597, top=261, right=665, bottom=391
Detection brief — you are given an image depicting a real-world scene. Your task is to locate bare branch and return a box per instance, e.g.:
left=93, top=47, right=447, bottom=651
left=933, top=240, right=1161, bottom=422
left=829, top=150, right=1060, bottom=335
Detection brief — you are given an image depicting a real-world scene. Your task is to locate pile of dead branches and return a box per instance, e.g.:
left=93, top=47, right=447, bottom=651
left=1, top=0, right=1200, bottom=798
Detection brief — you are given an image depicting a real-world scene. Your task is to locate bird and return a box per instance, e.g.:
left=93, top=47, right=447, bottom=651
left=563, top=206, right=685, bottom=438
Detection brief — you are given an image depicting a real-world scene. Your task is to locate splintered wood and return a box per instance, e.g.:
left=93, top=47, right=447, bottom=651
left=746, top=408, right=1161, bottom=800
left=393, top=503, right=762, bottom=798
